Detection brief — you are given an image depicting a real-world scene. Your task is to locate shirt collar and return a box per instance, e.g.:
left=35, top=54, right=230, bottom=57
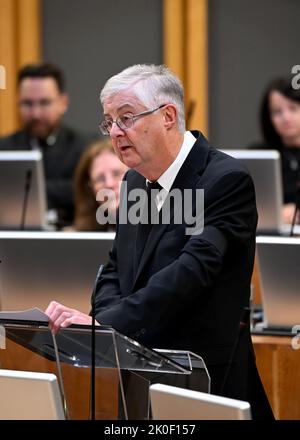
left=154, top=131, right=196, bottom=192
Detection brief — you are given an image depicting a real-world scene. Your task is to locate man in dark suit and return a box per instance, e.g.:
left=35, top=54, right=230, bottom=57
left=46, top=64, right=273, bottom=419
left=0, top=63, right=90, bottom=227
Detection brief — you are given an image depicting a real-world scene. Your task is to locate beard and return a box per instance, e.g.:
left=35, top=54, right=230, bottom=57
left=24, top=119, right=58, bottom=140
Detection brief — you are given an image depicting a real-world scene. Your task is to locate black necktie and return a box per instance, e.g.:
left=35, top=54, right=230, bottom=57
left=135, top=180, right=162, bottom=261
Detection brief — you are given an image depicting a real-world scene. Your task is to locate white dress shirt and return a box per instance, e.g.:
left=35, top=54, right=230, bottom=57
left=147, top=131, right=196, bottom=211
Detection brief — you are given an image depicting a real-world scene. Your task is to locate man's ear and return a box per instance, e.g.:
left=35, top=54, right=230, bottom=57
left=163, top=104, right=178, bottom=130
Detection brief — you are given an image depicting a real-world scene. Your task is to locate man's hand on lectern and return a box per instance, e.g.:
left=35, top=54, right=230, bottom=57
left=45, top=301, right=100, bottom=334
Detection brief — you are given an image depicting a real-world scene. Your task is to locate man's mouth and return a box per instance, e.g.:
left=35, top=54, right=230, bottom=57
left=119, top=145, right=131, bottom=152
left=26, top=120, right=48, bottom=135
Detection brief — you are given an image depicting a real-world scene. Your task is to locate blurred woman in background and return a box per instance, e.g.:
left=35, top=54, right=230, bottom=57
left=73, top=139, right=127, bottom=231
left=253, top=77, right=300, bottom=223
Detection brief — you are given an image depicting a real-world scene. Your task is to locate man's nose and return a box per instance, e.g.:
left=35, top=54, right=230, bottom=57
left=109, top=121, right=125, bottom=138
left=30, top=105, right=42, bottom=118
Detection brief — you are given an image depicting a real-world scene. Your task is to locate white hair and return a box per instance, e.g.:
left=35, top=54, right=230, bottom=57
left=100, top=64, right=186, bottom=133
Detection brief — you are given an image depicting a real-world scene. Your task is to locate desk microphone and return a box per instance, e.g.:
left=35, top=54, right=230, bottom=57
left=90, top=263, right=104, bottom=420
left=219, top=306, right=250, bottom=396
left=290, top=181, right=300, bottom=237
left=20, top=169, right=32, bottom=230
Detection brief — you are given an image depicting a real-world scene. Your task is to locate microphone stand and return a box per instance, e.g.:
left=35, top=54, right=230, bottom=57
left=219, top=306, right=250, bottom=396
left=90, top=264, right=104, bottom=420
left=20, top=169, right=32, bottom=230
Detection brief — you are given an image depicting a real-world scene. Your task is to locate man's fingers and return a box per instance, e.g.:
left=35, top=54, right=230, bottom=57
left=45, top=300, right=60, bottom=316
left=44, top=302, right=94, bottom=332
left=45, top=302, right=74, bottom=325
left=61, top=313, right=92, bottom=327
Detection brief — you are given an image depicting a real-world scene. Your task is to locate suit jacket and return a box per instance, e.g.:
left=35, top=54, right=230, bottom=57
left=0, top=125, right=90, bottom=226
left=94, top=131, right=273, bottom=417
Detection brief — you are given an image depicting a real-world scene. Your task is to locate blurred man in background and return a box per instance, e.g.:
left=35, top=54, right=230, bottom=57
left=0, top=63, right=91, bottom=228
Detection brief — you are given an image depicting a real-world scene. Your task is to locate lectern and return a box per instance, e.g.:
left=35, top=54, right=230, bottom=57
left=0, top=319, right=210, bottom=419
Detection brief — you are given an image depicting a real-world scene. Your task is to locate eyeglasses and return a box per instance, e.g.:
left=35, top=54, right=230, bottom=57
left=99, top=104, right=166, bottom=135
left=19, top=99, right=55, bottom=111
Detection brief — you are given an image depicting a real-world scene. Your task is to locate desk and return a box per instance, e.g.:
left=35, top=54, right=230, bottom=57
left=252, top=334, right=300, bottom=420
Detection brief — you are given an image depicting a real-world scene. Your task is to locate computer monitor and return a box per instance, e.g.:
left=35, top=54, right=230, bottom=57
left=0, top=231, right=114, bottom=313
left=0, top=369, right=65, bottom=419
left=256, top=236, right=300, bottom=331
left=150, top=383, right=252, bottom=420
left=220, top=149, right=283, bottom=233
left=0, top=150, right=47, bottom=230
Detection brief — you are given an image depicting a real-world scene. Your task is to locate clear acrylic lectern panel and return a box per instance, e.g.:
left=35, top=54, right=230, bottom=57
left=0, top=321, right=210, bottom=419
left=0, top=322, right=68, bottom=416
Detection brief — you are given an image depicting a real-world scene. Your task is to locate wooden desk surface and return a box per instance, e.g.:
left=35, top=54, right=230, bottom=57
left=252, top=334, right=300, bottom=420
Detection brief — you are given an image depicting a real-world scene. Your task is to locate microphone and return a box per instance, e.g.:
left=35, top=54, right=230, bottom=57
left=20, top=169, right=32, bottom=230
left=90, top=263, right=104, bottom=420
left=290, top=181, right=300, bottom=237
left=219, top=306, right=250, bottom=396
